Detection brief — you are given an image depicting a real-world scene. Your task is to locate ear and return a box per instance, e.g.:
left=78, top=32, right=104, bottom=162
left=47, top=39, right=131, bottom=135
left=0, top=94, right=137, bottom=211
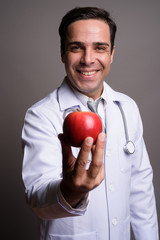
left=111, top=46, right=115, bottom=64
left=61, top=49, right=65, bottom=63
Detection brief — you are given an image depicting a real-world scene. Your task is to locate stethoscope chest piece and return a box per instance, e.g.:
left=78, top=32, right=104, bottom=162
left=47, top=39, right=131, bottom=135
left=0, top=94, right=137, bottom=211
left=124, top=141, right=135, bottom=154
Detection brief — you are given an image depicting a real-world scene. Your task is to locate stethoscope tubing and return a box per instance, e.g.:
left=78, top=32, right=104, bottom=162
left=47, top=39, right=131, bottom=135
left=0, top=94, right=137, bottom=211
left=116, top=101, right=135, bottom=154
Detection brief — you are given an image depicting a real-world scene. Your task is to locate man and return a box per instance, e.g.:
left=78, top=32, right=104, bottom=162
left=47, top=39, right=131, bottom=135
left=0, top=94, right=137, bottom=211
left=22, top=7, right=159, bottom=240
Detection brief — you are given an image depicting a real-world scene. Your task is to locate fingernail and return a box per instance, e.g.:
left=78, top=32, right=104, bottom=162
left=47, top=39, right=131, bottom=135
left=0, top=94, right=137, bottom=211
left=99, top=132, right=106, bottom=141
left=86, top=137, right=94, bottom=146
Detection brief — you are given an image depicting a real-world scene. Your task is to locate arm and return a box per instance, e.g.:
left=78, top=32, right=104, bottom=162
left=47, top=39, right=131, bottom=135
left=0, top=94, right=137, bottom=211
left=130, top=104, right=159, bottom=239
left=22, top=107, right=105, bottom=219
left=22, top=107, right=72, bottom=219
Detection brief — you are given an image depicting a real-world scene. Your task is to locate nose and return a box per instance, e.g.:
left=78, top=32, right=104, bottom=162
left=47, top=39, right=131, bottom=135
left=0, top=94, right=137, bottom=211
left=80, top=48, right=95, bottom=65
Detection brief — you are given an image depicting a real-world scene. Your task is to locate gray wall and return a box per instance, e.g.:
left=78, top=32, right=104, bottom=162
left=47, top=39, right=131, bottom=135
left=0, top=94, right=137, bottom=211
left=1, top=0, right=159, bottom=239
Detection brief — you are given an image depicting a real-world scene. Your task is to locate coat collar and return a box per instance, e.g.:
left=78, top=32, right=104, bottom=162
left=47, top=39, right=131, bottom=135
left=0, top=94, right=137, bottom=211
left=104, top=82, right=131, bottom=103
left=57, top=79, right=80, bottom=111
left=57, top=78, right=130, bottom=112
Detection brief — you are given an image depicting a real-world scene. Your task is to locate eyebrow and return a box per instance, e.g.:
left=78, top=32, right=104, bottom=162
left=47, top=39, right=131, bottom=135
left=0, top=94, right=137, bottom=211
left=67, top=41, right=109, bottom=47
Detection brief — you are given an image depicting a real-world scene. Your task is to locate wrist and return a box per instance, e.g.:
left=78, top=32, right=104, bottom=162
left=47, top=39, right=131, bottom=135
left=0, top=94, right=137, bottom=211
left=60, top=180, right=86, bottom=208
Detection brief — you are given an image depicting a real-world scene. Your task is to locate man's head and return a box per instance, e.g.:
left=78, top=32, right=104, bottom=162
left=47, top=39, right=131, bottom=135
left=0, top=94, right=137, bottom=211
left=59, top=7, right=117, bottom=99
left=59, top=7, right=117, bottom=54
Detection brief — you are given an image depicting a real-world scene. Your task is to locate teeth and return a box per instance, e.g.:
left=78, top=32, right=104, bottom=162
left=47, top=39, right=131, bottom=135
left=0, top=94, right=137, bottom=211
left=81, top=71, right=96, bottom=76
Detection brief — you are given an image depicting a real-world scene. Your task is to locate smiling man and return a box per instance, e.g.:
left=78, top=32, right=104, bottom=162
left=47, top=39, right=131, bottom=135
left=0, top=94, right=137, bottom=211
left=62, top=19, right=114, bottom=99
left=22, top=7, right=159, bottom=240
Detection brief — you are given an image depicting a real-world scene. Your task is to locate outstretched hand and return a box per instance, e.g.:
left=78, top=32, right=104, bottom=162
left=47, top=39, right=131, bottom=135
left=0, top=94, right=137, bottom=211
left=58, top=132, right=106, bottom=208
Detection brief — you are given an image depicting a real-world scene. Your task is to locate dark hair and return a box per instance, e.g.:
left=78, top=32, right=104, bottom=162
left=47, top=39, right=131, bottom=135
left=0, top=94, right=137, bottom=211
left=58, top=7, right=117, bottom=53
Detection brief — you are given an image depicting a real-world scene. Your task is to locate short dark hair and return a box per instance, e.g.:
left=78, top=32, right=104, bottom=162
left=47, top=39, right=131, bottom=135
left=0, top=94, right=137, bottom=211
left=58, top=7, right=117, bottom=53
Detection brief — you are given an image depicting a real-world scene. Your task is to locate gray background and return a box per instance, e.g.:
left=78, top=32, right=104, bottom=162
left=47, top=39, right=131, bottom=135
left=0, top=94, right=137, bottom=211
left=1, top=0, right=159, bottom=239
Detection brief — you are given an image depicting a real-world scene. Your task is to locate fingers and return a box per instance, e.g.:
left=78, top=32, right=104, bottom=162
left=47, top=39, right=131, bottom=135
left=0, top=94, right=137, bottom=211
left=74, top=137, right=94, bottom=177
left=88, top=132, right=106, bottom=178
left=59, top=132, right=105, bottom=193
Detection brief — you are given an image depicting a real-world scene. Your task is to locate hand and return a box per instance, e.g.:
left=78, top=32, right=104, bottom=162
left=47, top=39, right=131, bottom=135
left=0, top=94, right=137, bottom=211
left=58, top=132, right=106, bottom=207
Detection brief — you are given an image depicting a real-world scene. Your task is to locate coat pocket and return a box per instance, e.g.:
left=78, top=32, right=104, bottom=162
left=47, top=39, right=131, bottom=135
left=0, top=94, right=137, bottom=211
left=49, top=231, right=97, bottom=240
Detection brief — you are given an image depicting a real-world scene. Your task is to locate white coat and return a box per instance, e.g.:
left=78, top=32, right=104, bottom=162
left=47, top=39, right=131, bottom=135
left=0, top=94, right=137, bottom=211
left=22, top=79, right=159, bottom=240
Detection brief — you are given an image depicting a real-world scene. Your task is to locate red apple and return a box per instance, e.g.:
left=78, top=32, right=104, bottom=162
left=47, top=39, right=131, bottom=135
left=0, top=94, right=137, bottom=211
left=63, top=110, right=102, bottom=147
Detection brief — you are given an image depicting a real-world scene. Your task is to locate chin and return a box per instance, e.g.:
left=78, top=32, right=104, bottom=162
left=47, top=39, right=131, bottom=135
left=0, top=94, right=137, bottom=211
left=79, top=87, right=100, bottom=99
left=67, top=77, right=102, bottom=98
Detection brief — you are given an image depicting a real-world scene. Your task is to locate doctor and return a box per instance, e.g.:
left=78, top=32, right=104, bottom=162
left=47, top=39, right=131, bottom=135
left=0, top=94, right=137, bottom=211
left=22, top=7, right=159, bottom=240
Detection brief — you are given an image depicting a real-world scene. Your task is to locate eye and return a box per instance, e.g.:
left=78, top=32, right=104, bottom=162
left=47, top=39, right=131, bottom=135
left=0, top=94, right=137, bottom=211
left=96, top=46, right=107, bottom=52
left=70, top=45, right=82, bottom=52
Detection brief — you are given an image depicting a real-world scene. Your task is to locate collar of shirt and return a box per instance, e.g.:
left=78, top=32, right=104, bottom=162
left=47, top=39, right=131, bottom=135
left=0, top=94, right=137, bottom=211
left=71, top=84, right=108, bottom=111
left=58, top=78, right=131, bottom=113
left=71, top=85, right=107, bottom=130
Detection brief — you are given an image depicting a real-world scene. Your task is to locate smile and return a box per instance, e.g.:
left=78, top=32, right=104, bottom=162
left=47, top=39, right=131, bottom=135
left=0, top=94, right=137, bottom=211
left=77, top=70, right=98, bottom=76
left=81, top=71, right=97, bottom=76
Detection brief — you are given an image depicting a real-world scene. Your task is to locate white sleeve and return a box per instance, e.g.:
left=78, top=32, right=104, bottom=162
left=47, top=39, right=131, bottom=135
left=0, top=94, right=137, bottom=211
left=57, top=182, right=89, bottom=212
left=129, top=102, right=159, bottom=239
left=22, top=107, right=89, bottom=220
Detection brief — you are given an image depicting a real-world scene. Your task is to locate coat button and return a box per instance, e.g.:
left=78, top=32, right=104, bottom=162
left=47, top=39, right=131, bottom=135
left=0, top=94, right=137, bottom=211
left=109, top=184, right=114, bottom=192
left=112, top=218, right=118, bottom=226
left=106, top=150, right=110, bottom=157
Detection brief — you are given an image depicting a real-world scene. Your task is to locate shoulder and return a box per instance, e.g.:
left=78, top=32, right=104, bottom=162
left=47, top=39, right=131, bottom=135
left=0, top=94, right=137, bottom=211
left=104, top=82, right=141, bottom=124
left=30, top=89, right=58, bottom=111
left=104, top=81, right=138, bottom=106
left=24, top=87, right=61, bottom=124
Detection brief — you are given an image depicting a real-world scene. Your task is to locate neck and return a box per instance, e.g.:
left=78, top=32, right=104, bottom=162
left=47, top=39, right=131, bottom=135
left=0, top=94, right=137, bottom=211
left=65, top=77, right=104, bottom=100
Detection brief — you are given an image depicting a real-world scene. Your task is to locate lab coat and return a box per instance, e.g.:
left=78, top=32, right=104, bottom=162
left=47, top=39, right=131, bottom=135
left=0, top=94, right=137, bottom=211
left=22, top=79, right=159, bottom=240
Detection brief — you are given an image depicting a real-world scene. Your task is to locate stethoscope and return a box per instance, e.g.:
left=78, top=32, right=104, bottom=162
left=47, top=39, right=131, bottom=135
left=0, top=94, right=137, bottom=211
left=116, top=101, right=135, bottom=154
left=63, top=102, right=135, bottom=155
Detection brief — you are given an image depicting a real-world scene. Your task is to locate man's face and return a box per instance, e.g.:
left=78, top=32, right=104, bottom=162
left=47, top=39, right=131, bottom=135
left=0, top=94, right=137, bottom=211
left=62, top=19, right=115, bottom=99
